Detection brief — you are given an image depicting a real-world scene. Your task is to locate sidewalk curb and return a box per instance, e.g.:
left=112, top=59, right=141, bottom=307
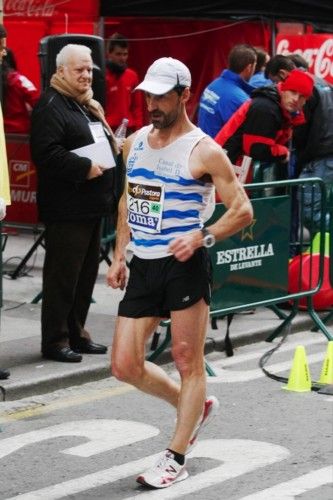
left=1, top=366, right=111, bottom=402
left=0, top=313, right=317, bottom=402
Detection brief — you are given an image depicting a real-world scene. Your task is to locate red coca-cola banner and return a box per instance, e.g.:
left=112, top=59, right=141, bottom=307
left=4, top=0, right=98, bottom=19
left=276, top=34, right=333, bottom=84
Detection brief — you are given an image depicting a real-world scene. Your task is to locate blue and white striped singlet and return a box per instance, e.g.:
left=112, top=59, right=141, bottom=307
left=126, top=125, right=215, bottom=259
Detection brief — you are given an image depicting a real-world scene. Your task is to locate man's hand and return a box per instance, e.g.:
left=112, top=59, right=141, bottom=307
left=107, top=258, right=127, bottom=290
left=116, top=137, right=126, bottom=151
left=168, top=232, right=202, bottom=262
left=87, top=164, right=105, bottom=180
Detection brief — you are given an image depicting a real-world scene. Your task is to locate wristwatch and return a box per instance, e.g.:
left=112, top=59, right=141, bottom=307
left=200, top=227, right=216, bottom=248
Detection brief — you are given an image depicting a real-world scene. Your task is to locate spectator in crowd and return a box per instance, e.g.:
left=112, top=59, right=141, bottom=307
left=265, top=54, right=295, bottom=83
left=2, top=48, right=39, bottom=133
left=287, top=53, right=309, bottom=70
left=105, top=33, right=143, bottom=133
left=267, top=54, right=333, bottom=232
left=198, top=44, right=257, bottom=137
left=215, top=70, right=314, bottom=171
left=30, top=44, right=118, bottom=363
left=107, top=57, right=253, bottom=489
left=249, top=47, right=272, bottom=88
left=0, top=23, right=10, bottom=380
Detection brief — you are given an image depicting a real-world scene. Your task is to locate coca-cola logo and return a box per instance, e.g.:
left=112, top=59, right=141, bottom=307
left=4, top=0, right=71, bottom=17
left=277, top=38, right=333, bottom=81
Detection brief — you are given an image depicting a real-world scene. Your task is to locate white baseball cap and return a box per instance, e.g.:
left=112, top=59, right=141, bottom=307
left=135, top=57, right=191, bottom=95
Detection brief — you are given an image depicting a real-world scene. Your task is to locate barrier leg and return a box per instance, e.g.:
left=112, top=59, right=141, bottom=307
left=205, top=359, right=216, bottom=376
left=265, top=301, right=299, bottom=342
left=311, top=308, right=333, bottom=331
left=315, top=309, right=333, bottom=327
left=99, top=245, right=112, bottom=266
left=307, top=297, right=333, bottom=341
left=9, top=230, right=45, bottom=280
left=147, top=324, right=171, bottom=362
left=31, top=291, right=43, bottom=304
left=267, top=304, right=288, bottom=320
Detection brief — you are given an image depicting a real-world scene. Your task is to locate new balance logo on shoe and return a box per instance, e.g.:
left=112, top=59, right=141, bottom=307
left=137, top=450, right=188, bottom=489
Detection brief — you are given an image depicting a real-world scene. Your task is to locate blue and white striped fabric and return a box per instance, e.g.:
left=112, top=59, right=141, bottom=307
left=126, top=125, right=215, bottom=259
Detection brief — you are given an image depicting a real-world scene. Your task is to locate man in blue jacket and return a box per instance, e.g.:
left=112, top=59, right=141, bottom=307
left=198, top=44, right=256, bottom=138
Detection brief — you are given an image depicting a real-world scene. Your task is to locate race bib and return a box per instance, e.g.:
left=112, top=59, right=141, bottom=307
left=127, top=180, right=165, bottom=233
left=89, top=122, right=106, bottom=143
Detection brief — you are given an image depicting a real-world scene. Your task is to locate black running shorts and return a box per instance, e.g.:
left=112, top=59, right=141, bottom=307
left=118, top=248, right=212, bottom=318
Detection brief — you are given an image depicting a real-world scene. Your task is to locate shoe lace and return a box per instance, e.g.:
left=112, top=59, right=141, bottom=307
left=154, top=453, right=172, bottom=472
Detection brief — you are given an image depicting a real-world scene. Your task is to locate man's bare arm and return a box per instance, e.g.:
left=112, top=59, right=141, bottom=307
left=106, top=134, right=136, bottom=289
left=201, top=139, right=253, bottom=240
left=169, top=138, right=253, bottom=262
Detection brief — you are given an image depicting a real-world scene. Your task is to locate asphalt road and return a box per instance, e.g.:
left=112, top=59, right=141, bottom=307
left=0, top=330, right=332, bottom=500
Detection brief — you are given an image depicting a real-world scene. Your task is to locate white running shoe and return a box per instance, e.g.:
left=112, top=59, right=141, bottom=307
left=187, top=395, right=220, bottom=454
left=137, top=449, right=189, bottom=489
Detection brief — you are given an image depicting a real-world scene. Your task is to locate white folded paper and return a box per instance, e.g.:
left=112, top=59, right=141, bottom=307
left=71, top=139, right=116, bottom=169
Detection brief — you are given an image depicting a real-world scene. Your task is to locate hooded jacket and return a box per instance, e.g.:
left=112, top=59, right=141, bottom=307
left=215, top=85, right=305, bottom=164
left=293, top=78, right=333, bottom=167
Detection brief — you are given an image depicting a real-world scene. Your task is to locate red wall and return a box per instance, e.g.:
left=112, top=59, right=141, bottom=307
left=105, top=17, right=271, bottom=120
left=4, top=0, right=99, bottom=89
left=4, top=14, right=271, bottom=118
left=3, top=11, right=271, bottom=224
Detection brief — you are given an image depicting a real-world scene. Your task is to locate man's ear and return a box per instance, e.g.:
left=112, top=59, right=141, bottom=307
left=180, top=87, right=191, bottom=104
left=278, top=69, right=290, bottom=82
left=57, top=65, right=65, bottom=78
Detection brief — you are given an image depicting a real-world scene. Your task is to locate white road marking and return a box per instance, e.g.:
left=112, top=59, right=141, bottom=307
left=238, top=466, right=333, bottom=499
left=218, top=335, right=325, bottom=367
left=3, top=438, right=289, bottom=500
left=0, top=420, right=159, bottom=459
left=207, top=352, right=324, bottom=383
left=124, top=439, right=289, bottom=499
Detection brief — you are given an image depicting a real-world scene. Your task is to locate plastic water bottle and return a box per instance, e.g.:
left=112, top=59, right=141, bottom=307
left=114, top=118, right=128, bottom=150
left=115, top=118, right=129, bottom=139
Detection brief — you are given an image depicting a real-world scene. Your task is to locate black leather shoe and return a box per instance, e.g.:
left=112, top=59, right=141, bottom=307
left=42, top=347, right=82, bottom=363
left=71, top=340, right=107, bottom=354
left=0, top=368, right=10, bottom=380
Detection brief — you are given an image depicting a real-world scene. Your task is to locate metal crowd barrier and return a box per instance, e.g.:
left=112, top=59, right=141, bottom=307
left=310, top=183, right=333, bottom=331
left=147, top=177, right=332, bottom=368
left=1, top=178, right=331, bottom=366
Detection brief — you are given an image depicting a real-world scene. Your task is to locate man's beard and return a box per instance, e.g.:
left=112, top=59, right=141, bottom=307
left=149, top=110, right=178, bottom=129
left=107, top=61, right=127, bottom=76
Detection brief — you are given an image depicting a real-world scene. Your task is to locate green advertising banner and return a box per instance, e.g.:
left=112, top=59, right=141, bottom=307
left=208, top=196, right=291, bottom=311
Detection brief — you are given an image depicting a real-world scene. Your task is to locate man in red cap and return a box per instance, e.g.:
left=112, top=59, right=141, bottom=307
left=215, top=69, right=314, bottom=171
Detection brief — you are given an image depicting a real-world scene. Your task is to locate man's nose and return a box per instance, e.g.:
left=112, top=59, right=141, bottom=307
left=146, top=97, right=158, bottom=111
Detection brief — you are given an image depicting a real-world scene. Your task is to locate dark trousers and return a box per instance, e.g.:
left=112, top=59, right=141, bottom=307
left=41, top=219, right=102, bottom=352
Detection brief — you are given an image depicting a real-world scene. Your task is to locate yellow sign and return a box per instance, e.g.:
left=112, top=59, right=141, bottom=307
left=0, top=105, right=11, bottom=204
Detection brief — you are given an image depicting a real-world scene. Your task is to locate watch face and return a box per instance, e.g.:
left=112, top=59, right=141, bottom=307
left=204, top=234, right=215, bottom=248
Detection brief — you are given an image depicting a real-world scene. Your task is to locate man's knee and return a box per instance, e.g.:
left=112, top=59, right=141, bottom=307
left=172, top=341, right=204, bottom=378
left=111, top=353, right=144, bottom=384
